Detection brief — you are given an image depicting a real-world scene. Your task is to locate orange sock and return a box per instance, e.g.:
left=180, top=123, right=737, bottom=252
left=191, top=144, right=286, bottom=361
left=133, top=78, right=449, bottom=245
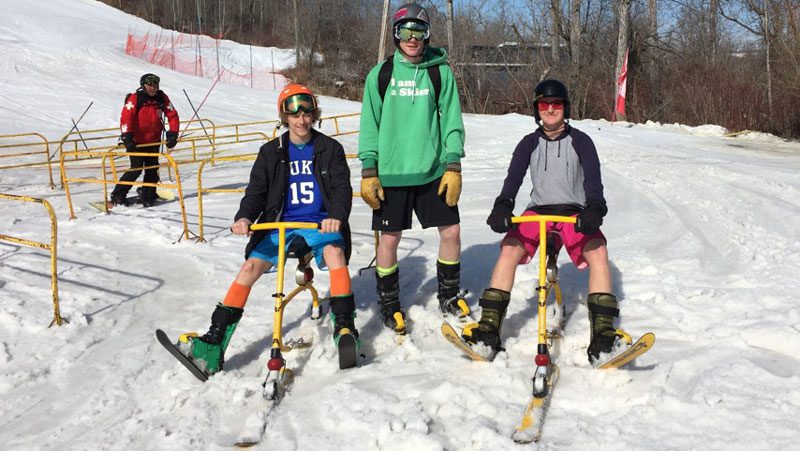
left=222, top=281, right=251, bottom=309
left=329, top=266, right=351, bottom=297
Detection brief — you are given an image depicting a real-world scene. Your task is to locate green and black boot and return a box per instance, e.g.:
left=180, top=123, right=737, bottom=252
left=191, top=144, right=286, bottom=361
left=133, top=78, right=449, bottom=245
left=462, top=288, right=510, bottom=357
left=436, top=260, right=471, bottom=319
left=184, top=303, right=243, bottom=376
left=376, top=270, right=406, bottom=335
left=586, top=293, right=624, bottom=366
left=330, top=294, right=360, bottom=369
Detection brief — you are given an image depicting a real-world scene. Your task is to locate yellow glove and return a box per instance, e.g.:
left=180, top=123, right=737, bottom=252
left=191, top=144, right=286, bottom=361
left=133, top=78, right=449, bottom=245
left=361, top=176, right=384, bottom=210
left=437, top=170, right=462, bottom=207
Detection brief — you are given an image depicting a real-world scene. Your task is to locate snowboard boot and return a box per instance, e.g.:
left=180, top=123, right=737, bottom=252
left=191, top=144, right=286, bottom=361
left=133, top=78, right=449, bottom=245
left=376, top=270, right=406, bottom=335
left=137, top=186, right=158, bottom=207
left=586, top=293, right=624, bottom=366
left=107, top=193, right=129, bottom=209
left=461, top=288, right=510, bottom=353
left=330, top=294, right=360, bottom=344
left=436, top=261, right=471, bottom=319
left=330, top=294, right=360, bottom=369
left=184, top=303, right=243, bottom=376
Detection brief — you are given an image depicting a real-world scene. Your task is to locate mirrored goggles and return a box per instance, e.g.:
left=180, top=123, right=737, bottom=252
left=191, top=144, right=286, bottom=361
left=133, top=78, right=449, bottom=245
left=395, top=23, right=430, bottom=41
left=281, top=93, right=317, bottom=114
left=142, top=74, right=160, bottom=87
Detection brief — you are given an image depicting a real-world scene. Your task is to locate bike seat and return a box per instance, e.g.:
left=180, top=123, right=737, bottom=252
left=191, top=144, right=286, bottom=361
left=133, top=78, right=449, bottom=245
left=286, top=236, right=312, bottom=260
left=545, top=231, right=563, bottom=257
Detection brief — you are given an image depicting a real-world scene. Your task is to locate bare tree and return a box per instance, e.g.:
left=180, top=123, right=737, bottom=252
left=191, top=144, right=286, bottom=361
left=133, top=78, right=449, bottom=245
left=569, top=0, right=582, bottom=84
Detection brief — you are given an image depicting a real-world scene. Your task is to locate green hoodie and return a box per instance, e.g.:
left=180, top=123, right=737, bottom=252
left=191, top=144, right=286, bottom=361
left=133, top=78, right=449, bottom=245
left=359, top=47, right=465, bottom=187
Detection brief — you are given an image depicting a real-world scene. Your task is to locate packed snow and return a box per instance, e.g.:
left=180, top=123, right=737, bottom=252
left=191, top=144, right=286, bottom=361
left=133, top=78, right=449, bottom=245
left=2, top=1, right=800, bottom=449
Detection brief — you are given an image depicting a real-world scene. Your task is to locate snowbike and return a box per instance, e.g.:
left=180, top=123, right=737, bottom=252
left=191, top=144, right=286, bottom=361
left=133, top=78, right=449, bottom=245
left=158, top=221, right=358, bottom=386
left=441, top=215, right=655, bottom=443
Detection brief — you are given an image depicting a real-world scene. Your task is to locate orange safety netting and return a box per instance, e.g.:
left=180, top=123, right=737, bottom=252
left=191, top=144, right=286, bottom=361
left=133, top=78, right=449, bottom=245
left=125, top=29, right=287, bottom=91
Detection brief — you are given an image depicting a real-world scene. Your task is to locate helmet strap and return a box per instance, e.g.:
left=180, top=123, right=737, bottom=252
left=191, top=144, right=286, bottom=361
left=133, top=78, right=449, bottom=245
left=541, top=121, right=566, bottom=138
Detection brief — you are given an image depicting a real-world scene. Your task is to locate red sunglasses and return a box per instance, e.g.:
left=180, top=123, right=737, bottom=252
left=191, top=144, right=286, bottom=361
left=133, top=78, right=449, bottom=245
left=537, top=99, right=564, bottom=111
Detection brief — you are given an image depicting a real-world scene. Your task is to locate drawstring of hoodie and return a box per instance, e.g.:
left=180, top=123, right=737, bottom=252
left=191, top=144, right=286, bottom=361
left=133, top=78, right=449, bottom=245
left=541, top=127, right=566, bottom=172
left=544, top=140, right=548, bottom=171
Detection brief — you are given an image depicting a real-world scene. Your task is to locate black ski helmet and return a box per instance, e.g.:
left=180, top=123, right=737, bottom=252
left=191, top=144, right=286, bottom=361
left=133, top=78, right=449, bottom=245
left=392, top=3, right=431, bottom=47
left=139, top=73, right=160, bottom=88
left=533, top=79, right=570, bottom=123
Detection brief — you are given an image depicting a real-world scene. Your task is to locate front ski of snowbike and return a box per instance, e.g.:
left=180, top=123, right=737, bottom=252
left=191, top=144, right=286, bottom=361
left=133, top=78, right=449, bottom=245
left=250, top=222, right=322, bottom=402
left=510, top=214, right=574, bottom=443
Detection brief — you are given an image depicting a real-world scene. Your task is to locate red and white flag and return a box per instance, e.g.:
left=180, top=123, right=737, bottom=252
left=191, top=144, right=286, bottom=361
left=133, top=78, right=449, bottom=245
left=614, top=47, right=629, bottom=121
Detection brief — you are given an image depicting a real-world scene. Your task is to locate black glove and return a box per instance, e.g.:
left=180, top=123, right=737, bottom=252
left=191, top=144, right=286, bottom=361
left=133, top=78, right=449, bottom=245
left=120, top=132, right=136, bottom=152
left=165, top=131, right=178, bottom=149
left=575, top=201, right=608, bottom=235
left=486, top=197, right=515, bottom=233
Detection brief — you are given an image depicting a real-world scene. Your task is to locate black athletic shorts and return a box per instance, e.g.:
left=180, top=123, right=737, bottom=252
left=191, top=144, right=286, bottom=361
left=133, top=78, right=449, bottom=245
left=371, top=177, right=460, bottom=232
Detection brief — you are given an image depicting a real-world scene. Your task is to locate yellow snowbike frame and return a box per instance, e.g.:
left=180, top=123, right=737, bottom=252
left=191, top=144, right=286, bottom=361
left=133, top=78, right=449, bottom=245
left=510, top=215, right=575, bottom=353
left=250, top=221, right=321, bottom=400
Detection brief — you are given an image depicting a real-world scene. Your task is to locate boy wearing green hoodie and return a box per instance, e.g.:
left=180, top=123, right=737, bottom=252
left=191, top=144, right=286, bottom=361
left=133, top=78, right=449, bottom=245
left=358, top=3, right=467, bottom=335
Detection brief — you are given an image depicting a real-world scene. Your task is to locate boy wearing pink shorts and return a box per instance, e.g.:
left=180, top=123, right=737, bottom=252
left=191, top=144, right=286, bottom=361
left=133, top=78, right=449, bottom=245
left=462, top=79, right=624, bottom=365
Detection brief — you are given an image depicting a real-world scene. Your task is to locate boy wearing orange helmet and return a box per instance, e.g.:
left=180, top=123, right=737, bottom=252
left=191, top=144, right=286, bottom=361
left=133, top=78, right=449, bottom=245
left=169, top=85, right=358, bottom=375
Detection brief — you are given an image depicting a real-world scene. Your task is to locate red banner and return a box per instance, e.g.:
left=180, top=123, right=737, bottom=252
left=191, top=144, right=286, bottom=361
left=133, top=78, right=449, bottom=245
left=614, top=47, right=629, bottom=121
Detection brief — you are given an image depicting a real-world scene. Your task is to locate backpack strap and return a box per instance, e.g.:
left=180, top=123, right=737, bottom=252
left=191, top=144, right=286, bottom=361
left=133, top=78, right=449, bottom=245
left=427, top=65, right=441, bottom=105
left=377, top=56, right=393, bottom=101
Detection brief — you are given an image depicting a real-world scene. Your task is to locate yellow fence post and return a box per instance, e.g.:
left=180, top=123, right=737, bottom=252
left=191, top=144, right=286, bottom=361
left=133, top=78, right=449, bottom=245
left=0, top=193, right=66, bottom=327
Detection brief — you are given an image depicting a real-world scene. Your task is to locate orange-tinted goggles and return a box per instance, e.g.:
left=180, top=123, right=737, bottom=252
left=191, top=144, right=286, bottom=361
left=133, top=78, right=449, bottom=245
left=281, top=93, right=317, bottom=114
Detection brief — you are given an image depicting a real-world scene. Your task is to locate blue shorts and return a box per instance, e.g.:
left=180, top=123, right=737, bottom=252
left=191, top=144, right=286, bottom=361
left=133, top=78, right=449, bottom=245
left=249, top=228, right=344, bottom=269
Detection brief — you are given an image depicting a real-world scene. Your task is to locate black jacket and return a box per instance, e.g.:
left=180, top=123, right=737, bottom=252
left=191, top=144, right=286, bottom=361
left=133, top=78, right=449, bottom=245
left=235, top=129, right=353, bottom=261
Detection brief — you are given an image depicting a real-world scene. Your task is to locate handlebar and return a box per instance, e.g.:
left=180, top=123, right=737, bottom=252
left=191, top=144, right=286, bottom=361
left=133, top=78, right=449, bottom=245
left=511, top=215, right=576, bottom=224
left=249, top=222, right=319, bottom=231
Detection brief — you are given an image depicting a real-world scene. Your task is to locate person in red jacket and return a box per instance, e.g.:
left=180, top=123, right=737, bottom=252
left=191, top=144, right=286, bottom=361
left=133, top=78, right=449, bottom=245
left=109, top=73, right=180, bottom=207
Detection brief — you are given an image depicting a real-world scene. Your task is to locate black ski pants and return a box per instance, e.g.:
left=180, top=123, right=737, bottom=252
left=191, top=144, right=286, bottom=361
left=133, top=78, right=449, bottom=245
left=111, top=144, right=160, bottom=200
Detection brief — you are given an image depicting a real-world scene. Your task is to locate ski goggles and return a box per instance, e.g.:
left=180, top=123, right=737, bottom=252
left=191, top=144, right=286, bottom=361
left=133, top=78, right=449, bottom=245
left=395, top=22, right=430, bottom=41
left=281, top=93, right=317, bottom=114
left=142, top=74, right=160, bottom=87
left=536, top=99, right=565, bottom=111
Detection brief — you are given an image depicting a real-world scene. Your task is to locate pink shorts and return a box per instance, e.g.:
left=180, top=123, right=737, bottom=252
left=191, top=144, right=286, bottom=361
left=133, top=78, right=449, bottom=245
left=505, top=211, right=606, bottom=270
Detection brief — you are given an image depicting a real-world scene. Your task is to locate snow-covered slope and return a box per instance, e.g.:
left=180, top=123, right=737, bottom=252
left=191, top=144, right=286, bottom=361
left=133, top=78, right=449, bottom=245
left=2, top=1, right=800, bottom=450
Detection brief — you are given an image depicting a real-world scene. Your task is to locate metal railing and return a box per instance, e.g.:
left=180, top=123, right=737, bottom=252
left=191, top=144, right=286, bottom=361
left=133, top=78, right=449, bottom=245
left=0, top=193, right=66, bottom=326
left=0, top=133, right=55, bottom=188
left=60, top=150, right=194, bottom=241
left=195, top=155, right=257, bottom=242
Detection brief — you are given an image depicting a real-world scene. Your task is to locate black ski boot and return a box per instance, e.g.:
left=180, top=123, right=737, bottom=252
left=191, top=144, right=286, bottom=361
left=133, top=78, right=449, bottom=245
left=183, top=303, right=243, bottom=375
left=138, top=186, right=158, bottom=207
left=586, top=293, right=624, bottom=366
left=376, top=270, right=406, bottom=335
left=436, top=261, right=471, bottom=319
left=462, top=288, right=510, bottom=355
left=107, top=193, right=129, bottom=208
left=330, top=294, right=360, bottom=369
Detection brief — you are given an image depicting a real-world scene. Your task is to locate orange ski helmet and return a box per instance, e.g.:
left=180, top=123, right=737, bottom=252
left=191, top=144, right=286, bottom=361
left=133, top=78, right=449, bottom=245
left=277, top=84, right=317, bottom=115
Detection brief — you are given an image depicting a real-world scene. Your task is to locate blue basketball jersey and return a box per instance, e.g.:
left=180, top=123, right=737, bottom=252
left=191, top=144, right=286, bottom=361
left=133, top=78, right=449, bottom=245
left=281, top=139, right=326, bottom=224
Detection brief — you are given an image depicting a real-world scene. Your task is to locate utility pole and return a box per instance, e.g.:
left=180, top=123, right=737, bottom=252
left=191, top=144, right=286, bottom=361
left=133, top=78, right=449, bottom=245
left=447, top=0, right=454, bottom=61
left=293, top=0, right=300, bottom=69
left=378, top=0, right=390, bottom=63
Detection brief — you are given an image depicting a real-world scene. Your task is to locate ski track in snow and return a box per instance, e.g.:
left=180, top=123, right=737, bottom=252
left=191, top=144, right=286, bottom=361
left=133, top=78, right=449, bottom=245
left=2, top=1, right=800, bottom=450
